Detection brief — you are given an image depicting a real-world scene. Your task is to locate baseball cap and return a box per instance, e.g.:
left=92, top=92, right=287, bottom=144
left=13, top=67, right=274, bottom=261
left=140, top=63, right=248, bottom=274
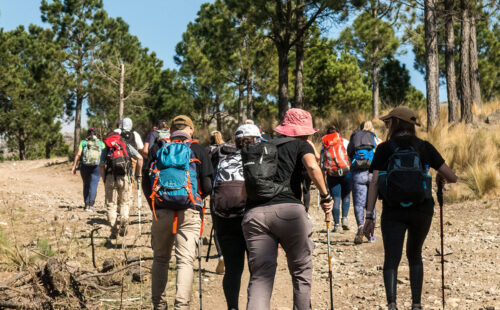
left=172, top=115, right=194, bottom=129
left=379, top=106, right=421, bottom=126
left=235, top=124, right=261, bottom=139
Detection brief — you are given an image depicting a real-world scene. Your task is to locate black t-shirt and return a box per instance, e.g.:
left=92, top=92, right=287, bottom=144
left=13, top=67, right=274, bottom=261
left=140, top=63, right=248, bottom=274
left=369, top=135, right=445, bottom=213
left=247, top=138, right=314, bottom=208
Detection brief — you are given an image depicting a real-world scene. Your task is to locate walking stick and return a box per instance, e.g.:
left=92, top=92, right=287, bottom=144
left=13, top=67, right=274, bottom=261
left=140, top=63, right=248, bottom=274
left=206, top=226, right=214, bottom=262
left=437, top=182, right=445, bottom=309
left=137, top=180, right=143, bottom=307
left=325, top=212, right=334, bottom=310
left=198, top=233, right=203, bottom=310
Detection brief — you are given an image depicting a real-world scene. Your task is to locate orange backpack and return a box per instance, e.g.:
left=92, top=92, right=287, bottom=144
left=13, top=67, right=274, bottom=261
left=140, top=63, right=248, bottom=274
left=321, top=133, right=350, bottom=177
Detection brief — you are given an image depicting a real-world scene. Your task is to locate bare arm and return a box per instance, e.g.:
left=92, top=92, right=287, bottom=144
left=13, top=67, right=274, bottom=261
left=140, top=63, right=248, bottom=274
left=71, top=149, right=83, bottom=175
left=302, top=153, right=333, bottom=214
left=363, top=170, right=380, bottom=238
left=140, top=142, right=149, bottom=158
left=134, top=153, right=143, bottom=176
left=436, top=163, right=457, bottom=185
left=99, top=165, right=106, bottom=184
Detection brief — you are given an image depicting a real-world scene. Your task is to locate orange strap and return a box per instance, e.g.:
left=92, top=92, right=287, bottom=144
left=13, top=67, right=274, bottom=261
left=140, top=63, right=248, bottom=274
left=199, top=205, right=205, bottom=236
left=172, top=211, right=178, bottom=234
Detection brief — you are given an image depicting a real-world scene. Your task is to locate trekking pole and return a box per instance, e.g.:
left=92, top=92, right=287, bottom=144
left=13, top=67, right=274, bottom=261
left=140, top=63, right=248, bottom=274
left=205, top=226, right=214, bottom=262
left=437, top=182, right=445, bottom=309
left=325, top=211, right=334, bottom=310
left=137, top=180, right=143, bottom=307
left=198, top=234, right=203, bottom=310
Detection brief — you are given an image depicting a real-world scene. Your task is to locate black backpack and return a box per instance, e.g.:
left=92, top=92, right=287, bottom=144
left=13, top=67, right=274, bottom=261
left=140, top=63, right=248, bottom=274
left=120, top=129, right=137, bottom=149
left=377, top=141, right=432, bottom=207
left=241, top=137, right=295, bottom=202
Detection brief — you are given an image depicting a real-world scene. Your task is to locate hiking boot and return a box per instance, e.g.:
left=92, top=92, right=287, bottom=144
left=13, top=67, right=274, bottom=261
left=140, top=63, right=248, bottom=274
left=216, top=257, right=225, bottom=274
left=341, top=217, right=349, bottom=230
left=110, top=226, right=118, bottom=239
left=354, top=226, right=364, bottom=244
left=332, top=223, right=341, bottom=233
left=388, top=303, right=398, bottom=310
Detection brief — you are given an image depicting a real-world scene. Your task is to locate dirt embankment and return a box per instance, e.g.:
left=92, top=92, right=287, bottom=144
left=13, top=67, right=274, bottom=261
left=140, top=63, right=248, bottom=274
left=0, top=159, right=499, bottom=309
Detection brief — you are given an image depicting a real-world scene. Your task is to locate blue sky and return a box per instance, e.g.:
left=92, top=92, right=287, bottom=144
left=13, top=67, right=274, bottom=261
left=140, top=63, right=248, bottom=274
left=0, top=1, right=445, bottom=130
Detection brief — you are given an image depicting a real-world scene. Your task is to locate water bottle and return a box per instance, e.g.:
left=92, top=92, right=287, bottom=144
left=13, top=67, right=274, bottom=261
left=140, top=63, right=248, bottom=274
left=424, top=164, right=430, bottom=175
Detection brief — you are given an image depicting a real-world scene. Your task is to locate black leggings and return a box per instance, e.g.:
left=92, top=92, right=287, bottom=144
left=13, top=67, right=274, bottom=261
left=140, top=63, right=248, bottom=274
left=212, top=215, right=247, bottom=310
left=381, top=208, right=433, bottom=305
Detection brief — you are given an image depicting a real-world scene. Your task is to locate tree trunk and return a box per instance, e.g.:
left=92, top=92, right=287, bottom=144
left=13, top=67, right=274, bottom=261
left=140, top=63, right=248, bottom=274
left=277, top=43, right=290, bottom=122
left=460, top=1, right=473, bottom=123
left=119, top=61, right=125, bottom=121
left=45, top=140, right=52, bottom=159
left=445, top=0, right=460, bottom=123
left=294, top=0, right=304, bottom=108
left=74, top=86, right=83, bottom=154
left=216, top=95, right=222, bottom=131
left=469, top=14, right=481, bottom=110
left=238, top=73, right=246, bottom=125
left=424, top=0, right=440, bottom=129
left=18, top=128, right=26, bottom=161
left=246, top=72, right=254, bottom=120
left=371, top=6, right=379, bottom=118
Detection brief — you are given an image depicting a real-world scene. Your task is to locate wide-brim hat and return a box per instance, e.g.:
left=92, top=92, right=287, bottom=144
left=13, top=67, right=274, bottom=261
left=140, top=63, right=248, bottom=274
left=274, top=108, right=318, bottom=137
left=379, top=106, right=421, bottom=126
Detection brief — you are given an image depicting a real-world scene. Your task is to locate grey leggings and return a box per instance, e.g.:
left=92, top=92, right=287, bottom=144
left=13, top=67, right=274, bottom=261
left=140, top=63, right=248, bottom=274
left=351, top=169, right=376, bottom=226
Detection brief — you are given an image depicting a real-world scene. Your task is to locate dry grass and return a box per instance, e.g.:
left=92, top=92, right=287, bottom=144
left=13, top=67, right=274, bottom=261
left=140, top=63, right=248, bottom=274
left=315, top=100, right=500, bottom=202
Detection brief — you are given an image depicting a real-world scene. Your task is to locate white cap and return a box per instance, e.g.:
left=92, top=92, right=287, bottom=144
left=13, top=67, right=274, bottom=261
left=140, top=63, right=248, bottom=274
left=235, top=124, right=261, bottom=139
left=122, top=118, right=133, bottom=131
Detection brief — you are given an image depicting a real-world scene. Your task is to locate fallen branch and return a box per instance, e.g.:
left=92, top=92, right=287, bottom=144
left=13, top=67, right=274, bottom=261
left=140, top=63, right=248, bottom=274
left=77, top=261, right=139, bottom=282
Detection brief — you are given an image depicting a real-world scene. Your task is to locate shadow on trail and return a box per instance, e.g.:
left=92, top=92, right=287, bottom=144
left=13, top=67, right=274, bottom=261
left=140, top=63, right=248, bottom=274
left=86, top=217, right=108, bottom=226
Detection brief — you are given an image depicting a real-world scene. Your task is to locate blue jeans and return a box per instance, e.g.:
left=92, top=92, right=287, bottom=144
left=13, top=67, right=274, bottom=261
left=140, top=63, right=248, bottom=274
left=351, top=169, right=376, bottom=227
left=80, top=164, right=101, bottom=205
left=327, top=174, right=352, bottom=224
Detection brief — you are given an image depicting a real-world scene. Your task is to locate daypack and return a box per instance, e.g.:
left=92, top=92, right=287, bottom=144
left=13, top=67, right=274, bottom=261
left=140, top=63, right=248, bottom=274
left=149, top=138, right=203, bottom=219
left=120, top=129, right=137, bottom=149
left=156, top=129, right=170, bottom=140
left=377, top=141, right=432, bottom=208
left=103, top=132, right=131, bottom=176
left=241, top=137, right=295, bottom=202
left=351, top=130, right=376, bottom=169
left=321, top=133, right=350, bottom=177
left=212, top=144, right=246, bottom=218
left=82, top=139, right=101, bottom=166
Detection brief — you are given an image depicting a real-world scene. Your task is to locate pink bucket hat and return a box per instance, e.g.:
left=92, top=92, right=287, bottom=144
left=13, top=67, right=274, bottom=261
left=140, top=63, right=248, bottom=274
left=274, top=108, right=318, bottom=137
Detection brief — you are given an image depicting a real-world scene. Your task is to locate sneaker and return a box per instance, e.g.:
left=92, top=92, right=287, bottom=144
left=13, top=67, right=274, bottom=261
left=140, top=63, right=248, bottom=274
left=388, top=303, right=398, bottom=310
left=369, top=236, right=376, bottom=243
left=332, top=223, right=341, bottom=233
left=354, top=226, right=364, bottom=244
left=411, top=305, right=422, bottom=310
left=341, top=217, right=349, bottom=230
left=216, top=257, right=225, bottom=274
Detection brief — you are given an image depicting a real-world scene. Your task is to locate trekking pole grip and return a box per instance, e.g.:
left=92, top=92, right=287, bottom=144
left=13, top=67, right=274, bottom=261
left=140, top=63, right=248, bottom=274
left=325, top=211, right=331, bottom=223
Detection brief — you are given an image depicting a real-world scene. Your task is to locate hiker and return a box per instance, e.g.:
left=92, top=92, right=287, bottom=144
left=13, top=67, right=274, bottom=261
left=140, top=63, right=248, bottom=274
left=347, top=120, right=380, bottom=244
left=100, top=131, right=143, bottom=238
left=241, top=108, right=333, bottom=310
left=114, top=117, right=144, bottom=151
left=211, top=124, right=258, bottom=310
left=141, top=120, right=170, bottom=208
left=207, top=130, right=226, bottom=274
left=321, top=125, right=352, bottom=232
left=71, top=128, right=105, bottom=211
left=302, top=136, right=320, bottom=212
left=363, top=106, right=457, bottom=310
left=149, top=115, right=213, bottom=310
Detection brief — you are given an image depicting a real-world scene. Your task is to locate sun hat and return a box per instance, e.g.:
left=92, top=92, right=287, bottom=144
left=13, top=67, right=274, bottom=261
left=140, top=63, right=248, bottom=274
left=379, top=106, right=421, bottom=126
left=235, top=124, right=261, bottom=139
left=274, top=108, right=318, bottom=137
left=172, top=115, right=194, bottom=129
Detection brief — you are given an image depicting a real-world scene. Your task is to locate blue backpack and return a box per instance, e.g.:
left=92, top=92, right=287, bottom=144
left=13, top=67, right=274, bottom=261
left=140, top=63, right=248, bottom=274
left=149, top=138, right=203, bottom=221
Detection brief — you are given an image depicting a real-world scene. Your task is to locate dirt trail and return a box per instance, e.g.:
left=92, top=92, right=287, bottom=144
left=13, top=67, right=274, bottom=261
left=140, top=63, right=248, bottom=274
left=0, top=158, right=498, bottom=309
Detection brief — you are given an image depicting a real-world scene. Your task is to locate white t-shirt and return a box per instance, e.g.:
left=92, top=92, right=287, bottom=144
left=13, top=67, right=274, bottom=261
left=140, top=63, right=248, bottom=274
left=113, top=128, right=144, bottom=150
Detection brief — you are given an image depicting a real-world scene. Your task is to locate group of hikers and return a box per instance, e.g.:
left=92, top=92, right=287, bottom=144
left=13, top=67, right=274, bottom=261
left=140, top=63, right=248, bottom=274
left=71, top=106, right=457, bottom=310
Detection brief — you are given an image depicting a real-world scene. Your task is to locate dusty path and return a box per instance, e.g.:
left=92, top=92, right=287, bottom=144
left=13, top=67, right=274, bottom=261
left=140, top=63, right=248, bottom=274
left=0, top=158, right=498, bottom=309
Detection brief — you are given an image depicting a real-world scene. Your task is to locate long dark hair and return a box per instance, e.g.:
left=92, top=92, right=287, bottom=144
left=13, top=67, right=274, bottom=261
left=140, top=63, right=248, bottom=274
left=387, top=117, right=416, bottom=140
left=86, top=128, right=96, bottom=140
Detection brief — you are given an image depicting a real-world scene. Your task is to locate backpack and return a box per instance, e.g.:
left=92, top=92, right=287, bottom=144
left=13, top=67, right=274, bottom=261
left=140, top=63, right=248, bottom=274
left=211, top=144, right=246, bottom=218
left=321, top=133, right=350, bottom=177
left=120, top=130, right=137, bottom=149
left=377, top=141, right=432, bottom=207
left=103, top=132, right=131, bottom=176
left=156, top=129, right=170, bottom=140
left=351, top=130, right=376, bottom=170
left=82, top=139, right=101, bottom=166
left=241, top=137, right=295, bottom=202
left=149, top=138, right=203, bottom=218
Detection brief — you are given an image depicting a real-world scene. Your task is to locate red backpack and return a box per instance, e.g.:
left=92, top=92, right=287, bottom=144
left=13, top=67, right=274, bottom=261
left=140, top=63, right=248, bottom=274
left=103, top=132, right=131, bottom=176
left=321, top=133, right=350, bottom=177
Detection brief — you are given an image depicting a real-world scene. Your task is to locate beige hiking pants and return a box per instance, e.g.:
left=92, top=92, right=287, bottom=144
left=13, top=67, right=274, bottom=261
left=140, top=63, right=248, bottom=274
left=242, top=203, right=314, bottom=310
left=151, top=208, right=201, bottom=310
left=104, top=174, right=131, bottom=229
